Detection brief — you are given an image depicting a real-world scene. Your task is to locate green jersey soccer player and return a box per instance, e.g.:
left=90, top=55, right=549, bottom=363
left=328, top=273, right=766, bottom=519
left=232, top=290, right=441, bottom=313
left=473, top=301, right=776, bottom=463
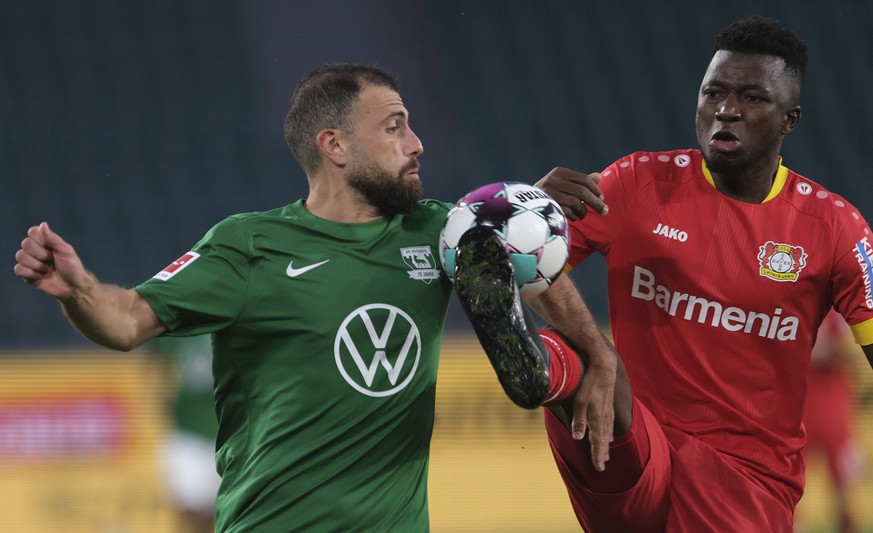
left=15, top=64, right=466, bottom=532
left=137, top=199, right=452, bottom=531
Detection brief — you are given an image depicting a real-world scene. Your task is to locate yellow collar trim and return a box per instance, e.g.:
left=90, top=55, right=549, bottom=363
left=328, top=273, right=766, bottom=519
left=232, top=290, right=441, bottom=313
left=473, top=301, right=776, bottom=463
left=701, top=157, right=788, bottom=203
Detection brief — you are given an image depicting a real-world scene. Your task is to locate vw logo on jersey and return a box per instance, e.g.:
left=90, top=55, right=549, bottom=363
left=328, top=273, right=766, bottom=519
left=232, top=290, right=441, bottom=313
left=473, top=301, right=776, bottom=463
left=335, top=303, right=421, bottom=397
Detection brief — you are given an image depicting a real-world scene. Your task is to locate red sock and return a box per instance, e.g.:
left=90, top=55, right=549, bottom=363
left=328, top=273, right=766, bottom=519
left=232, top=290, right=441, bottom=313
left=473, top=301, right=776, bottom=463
left=538, top=328, right=584, bottom=405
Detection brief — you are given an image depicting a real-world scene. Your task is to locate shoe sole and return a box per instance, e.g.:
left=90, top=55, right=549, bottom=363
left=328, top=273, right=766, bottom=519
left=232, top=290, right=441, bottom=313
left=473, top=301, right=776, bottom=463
left=454, top=226, right=550, bottom=409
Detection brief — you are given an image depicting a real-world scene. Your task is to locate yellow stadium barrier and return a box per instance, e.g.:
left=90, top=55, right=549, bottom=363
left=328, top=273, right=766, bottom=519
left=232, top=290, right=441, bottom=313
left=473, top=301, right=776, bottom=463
left=0, top=338, right=871, bottom=532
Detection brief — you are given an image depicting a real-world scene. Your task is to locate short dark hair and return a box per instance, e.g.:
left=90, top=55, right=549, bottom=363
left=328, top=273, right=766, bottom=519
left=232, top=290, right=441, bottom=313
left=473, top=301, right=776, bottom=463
left=712, top=16, right=808, bottom=85
left=284, top=63, right=400, bottom=174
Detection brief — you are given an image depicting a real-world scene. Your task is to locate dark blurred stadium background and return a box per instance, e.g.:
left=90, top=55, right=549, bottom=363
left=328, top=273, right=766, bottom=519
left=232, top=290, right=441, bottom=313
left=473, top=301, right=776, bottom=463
left=4, top=0, right=873, bottom=346
left=1, top=1, right=871, bottom=532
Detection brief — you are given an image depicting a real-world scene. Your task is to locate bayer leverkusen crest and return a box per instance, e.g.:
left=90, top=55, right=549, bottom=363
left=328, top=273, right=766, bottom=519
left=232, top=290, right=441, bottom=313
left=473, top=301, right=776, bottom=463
left=757, top=241, right=807, bottom=282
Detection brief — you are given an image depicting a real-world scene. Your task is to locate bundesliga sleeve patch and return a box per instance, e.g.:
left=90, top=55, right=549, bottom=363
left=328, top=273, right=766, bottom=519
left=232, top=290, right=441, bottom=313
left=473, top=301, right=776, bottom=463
left=153, top=252, right=200, bottom=281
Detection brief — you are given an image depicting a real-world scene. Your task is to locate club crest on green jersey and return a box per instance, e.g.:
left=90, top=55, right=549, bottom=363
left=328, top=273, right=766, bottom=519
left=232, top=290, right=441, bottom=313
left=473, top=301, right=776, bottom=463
left=401, top=246, right=441, bottom=283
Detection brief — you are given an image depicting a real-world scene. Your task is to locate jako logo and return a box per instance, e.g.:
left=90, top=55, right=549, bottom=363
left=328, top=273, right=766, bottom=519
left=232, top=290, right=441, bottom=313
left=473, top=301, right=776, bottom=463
left=631, top=266, right=799, bottom=341
left=652, top=223, right=688, bottom=242
left=335, top=304, right=421, bottom=397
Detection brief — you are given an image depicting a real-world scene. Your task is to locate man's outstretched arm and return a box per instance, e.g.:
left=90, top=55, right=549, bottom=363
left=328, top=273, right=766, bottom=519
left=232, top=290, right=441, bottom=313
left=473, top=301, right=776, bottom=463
left=14, top=222, right=166, bottom=351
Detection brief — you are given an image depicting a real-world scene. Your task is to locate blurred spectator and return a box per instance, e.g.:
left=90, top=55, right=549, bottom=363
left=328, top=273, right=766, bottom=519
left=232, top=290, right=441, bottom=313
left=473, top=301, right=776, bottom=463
left=800, top=310, right=866, bottom=533
left=153, top=336, right=220, bottom=533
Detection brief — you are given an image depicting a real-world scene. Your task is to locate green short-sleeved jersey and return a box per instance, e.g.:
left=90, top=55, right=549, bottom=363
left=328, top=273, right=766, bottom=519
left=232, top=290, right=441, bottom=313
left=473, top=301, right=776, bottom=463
left=136, top=199, right=454, bottom=532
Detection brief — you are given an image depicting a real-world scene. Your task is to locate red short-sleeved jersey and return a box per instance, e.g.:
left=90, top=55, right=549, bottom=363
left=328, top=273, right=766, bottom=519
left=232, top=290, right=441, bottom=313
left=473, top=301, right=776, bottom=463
left=568, top=149, right=873, bottom=504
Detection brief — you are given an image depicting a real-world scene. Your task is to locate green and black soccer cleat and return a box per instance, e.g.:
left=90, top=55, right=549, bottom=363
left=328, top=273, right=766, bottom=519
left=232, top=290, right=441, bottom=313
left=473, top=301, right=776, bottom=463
left=453, top=225, right=551, bottom=409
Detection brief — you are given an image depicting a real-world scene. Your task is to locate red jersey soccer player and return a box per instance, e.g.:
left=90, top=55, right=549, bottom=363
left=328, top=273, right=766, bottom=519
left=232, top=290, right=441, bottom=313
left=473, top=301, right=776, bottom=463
left=453, top=16, right=873, bottom=533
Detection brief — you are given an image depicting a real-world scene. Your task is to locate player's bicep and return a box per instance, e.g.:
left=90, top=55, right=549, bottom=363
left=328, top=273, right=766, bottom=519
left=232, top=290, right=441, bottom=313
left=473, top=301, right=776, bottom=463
left=131, top=290, right=168, bottom=344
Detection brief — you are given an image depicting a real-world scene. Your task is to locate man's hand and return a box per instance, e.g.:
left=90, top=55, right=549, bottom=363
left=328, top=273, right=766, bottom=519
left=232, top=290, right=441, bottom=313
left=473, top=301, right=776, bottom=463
left=14, top=222, right=89, bottom=299
left=571, top=342, right=617, bottom=472
left=535, top=167, right=608, bottom=221
left=14, top=221, right=166, bottom=350
left=529, top=275, right=620, bottom=471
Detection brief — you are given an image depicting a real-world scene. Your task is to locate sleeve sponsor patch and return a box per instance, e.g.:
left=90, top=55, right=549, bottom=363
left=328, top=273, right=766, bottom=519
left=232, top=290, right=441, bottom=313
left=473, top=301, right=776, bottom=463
left=856, top=237, right=872, bottom=309
left=153, top=252, right=200, bottom=281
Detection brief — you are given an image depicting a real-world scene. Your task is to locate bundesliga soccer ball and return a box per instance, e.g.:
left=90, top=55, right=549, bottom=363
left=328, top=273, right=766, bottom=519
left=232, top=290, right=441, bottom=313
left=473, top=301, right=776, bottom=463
left=440, top=182, right=570, bottom=297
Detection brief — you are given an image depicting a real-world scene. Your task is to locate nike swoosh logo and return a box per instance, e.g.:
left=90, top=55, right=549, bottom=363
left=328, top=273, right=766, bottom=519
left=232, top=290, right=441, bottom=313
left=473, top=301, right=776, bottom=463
left=286, top=259, right=330, bottom=278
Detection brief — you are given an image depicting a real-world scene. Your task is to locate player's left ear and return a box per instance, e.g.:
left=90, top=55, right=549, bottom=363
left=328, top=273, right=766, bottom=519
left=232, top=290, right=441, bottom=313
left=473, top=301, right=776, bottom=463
left=316, top=128, right=348, bottom=167
left=781, top=106, right=801, bottom=135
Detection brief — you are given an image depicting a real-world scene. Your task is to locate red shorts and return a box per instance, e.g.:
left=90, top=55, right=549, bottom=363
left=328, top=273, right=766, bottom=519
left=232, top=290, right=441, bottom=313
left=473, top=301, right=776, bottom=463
left=545, top=398, right=795, bottom=533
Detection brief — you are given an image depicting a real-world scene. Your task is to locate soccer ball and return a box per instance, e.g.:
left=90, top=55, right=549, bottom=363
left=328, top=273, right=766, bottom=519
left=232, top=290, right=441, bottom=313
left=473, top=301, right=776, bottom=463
left=440, top=182, right=570, bottom=297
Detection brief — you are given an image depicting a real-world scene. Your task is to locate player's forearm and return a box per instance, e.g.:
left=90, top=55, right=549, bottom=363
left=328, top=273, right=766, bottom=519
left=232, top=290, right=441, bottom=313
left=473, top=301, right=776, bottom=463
left=59, top=272, right=163, bottom=351
left=529, top=274, right=613, bottom=365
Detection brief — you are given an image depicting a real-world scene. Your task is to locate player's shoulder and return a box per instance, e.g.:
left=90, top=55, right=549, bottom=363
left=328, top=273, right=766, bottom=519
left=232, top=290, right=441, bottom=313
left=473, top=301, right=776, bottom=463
left=778, top=168, right=868, bottom=228
left=379, top=200, right=451, bottom=242
left=417, top=198, right=453, bottom=215
left=605, top=148, right=702, bottom=186
left=402, top=199, right=453, bottom=225
left=197, top=202, right=303, bottom=245
left=215, top=202, right=308, bottom=232
left=227, top=202, right=300, bottom=221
